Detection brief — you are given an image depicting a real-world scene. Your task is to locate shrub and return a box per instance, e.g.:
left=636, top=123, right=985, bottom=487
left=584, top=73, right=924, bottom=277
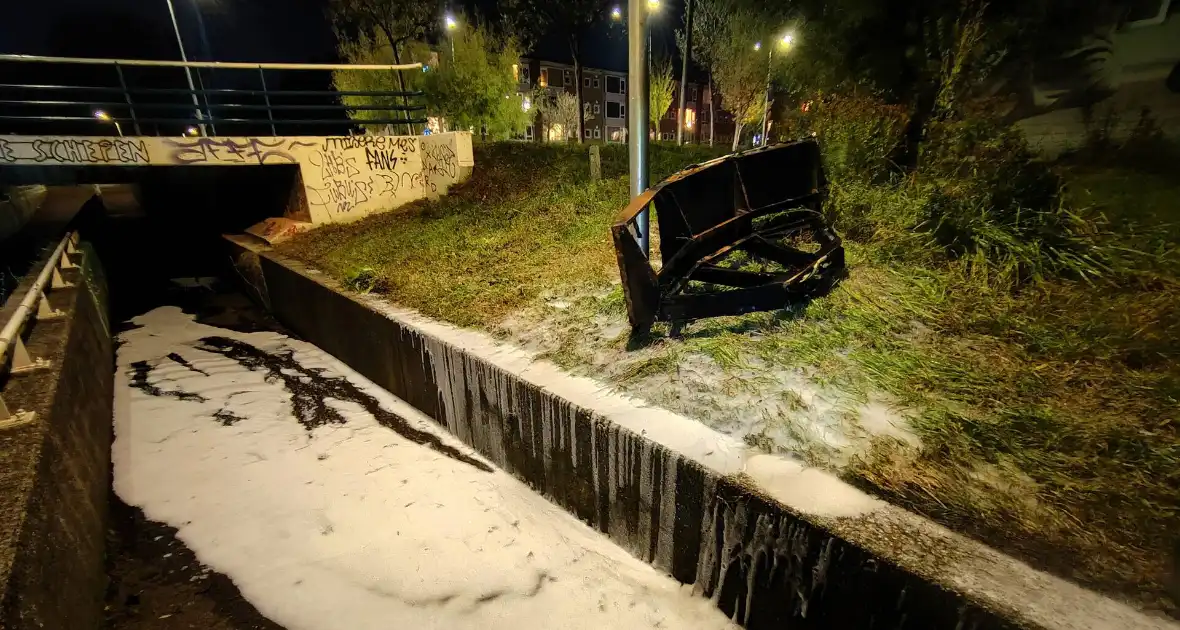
left=343, top=266, right=387, bottom=294
left=817, top=103, right=1108, bottom=286
left=783, top=94, right=908, bottom=184
left=914, top=113, right=1109, bottom=285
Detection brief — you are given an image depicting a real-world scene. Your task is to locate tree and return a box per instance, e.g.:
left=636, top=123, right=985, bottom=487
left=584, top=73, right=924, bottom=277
left=704, top=4, right=775, bottom=150
left=328, top=0, right=437, bottom=130
left=676, top=0, right=694, bottom=145
left=678, top=0, right=724, bottom=145
left=334, top=34, right=427, bottom=134
left=502, top=0, right=614, bottom=144
left=532, top=90, right=585, bottom=142
left=680, top=0, right=784, bottom=147
left=777, top=0, right=1128, bottom=168
left=422, top=23, right=532, bottom=139
left=336, top=20, right=531, bottom=140
left=649, top=58, right=676, bottom=132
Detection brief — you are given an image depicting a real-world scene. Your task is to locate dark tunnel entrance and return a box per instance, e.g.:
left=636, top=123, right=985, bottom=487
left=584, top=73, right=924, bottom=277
left=2, top=164, right=302, bottom=321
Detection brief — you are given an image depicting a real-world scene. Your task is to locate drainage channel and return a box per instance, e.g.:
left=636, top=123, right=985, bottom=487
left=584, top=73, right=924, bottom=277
left=106, top=280, right=738, bottom=629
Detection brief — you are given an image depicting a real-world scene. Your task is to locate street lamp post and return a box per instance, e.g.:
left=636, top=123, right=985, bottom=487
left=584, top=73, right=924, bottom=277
left=628, top=0, right=650, bottom=256
left=94, top=110, right=124, bottom=137
left=758, top=33, right=793, bottom=147
left=445, top=14, right=457, bottom=59
left=164, top=0, right=207, bottom=136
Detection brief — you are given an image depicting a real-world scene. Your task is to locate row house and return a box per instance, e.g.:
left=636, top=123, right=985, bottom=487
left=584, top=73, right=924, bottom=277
left=516, top=57, right=735, bottom=145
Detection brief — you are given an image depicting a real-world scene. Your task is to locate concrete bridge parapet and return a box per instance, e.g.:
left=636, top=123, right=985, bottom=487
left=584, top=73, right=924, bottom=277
left=0, top=132, right=474, bottom=226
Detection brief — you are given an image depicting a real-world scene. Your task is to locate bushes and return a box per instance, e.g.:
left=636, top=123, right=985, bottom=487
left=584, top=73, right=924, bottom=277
left=814, top=96, right=1108, bottom=287
left=786, top=94, right=908, bottom=184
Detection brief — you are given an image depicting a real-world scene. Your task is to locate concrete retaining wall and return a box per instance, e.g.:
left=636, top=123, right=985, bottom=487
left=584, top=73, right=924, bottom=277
left=0, top=132, right=474, bottom=225
left=0, top=241, right=113, bottom=629
left=227, top=237, right=1176, bottom=630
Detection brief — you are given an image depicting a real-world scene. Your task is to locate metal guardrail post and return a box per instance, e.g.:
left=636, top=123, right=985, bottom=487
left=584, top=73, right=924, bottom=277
left=195, top=70, right=217, bottom=136
left=114, top=62, right=142, bottom=135
left=258, top=66, right=277, bottom=136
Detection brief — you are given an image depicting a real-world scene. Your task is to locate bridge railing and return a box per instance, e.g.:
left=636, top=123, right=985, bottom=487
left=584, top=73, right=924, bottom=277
left=0, top=55, right=427, bottom=137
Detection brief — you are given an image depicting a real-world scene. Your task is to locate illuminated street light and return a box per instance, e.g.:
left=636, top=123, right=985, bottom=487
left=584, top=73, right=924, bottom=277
left=445, top=14, right=458, bottom=59
left=94, top=110, right=124, bottom=137
left=759, top=31, right=796, bottom=147
left=611, top=6, right=621, bottom=20
left=185, top=126, right=199, bottom=136
left=647, top=0, right=659, bottom=10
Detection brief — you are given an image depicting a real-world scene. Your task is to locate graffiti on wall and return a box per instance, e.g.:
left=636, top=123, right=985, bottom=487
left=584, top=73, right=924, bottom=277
left=0, top=131, right=473, bottom=224
left=0, top=138, right=151, bottom=164
left=305, top=136, right=424, bottom=216
left=163, top=137, right=317, bottom=165
left=421, top=142, right=458, bottom=194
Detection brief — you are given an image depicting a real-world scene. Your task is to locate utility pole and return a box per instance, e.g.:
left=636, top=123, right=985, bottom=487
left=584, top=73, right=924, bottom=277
left=164, top=0, right=207, bottom=136
left=760, top=44, right=773, bottom=146
left=676, top=0, right=693, bottom=145
left=628, top=0, right=650, bottom=256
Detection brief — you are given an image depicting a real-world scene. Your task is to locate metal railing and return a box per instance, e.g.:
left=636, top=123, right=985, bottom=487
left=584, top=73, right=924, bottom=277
left=0, top=230, right=77, bottom=427
left=0, top=54, right=428, bottom=137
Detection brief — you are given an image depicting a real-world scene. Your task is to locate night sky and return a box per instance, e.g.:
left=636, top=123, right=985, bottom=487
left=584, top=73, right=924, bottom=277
left=1, top=0, right=687, bottom=72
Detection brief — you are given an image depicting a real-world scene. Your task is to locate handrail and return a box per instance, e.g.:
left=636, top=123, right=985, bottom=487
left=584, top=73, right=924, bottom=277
left=0, top=229, right=76, bottom=424
left=0, top=231, right=72, bottom=369
left=0, top=55, right=427, bottom=136
left=0, top=54, right=421, bottom=72
left=0, top=87, right=425, bottom=98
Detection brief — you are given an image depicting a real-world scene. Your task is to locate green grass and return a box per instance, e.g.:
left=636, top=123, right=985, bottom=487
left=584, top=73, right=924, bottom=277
left=281, top=142, right=723, bottom=328
left=281, top=141, right=1180, bottom=613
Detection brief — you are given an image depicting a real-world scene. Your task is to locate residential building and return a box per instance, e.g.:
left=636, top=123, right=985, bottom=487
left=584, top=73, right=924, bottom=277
left=516, top=57, right=736, bottom=145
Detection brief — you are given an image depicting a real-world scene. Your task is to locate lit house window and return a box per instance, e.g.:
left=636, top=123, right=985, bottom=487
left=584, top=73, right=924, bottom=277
left=539, top=68, right=549, bottom=87
left=684, top=108, right=696, bottom=129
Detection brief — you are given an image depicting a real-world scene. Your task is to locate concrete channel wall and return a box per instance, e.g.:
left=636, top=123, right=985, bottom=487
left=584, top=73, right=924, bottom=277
left=0, top=241, right=112, bottom=629
left=227, top=237, right=1177, bottom=630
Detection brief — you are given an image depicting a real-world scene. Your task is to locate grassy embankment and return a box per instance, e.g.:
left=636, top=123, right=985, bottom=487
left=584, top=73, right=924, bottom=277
left=280, top=139, right=1180, bottom=613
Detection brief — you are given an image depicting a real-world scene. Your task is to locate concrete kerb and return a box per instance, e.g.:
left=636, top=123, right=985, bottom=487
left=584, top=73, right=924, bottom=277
left=225, top=235, right=1178, bottom=630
